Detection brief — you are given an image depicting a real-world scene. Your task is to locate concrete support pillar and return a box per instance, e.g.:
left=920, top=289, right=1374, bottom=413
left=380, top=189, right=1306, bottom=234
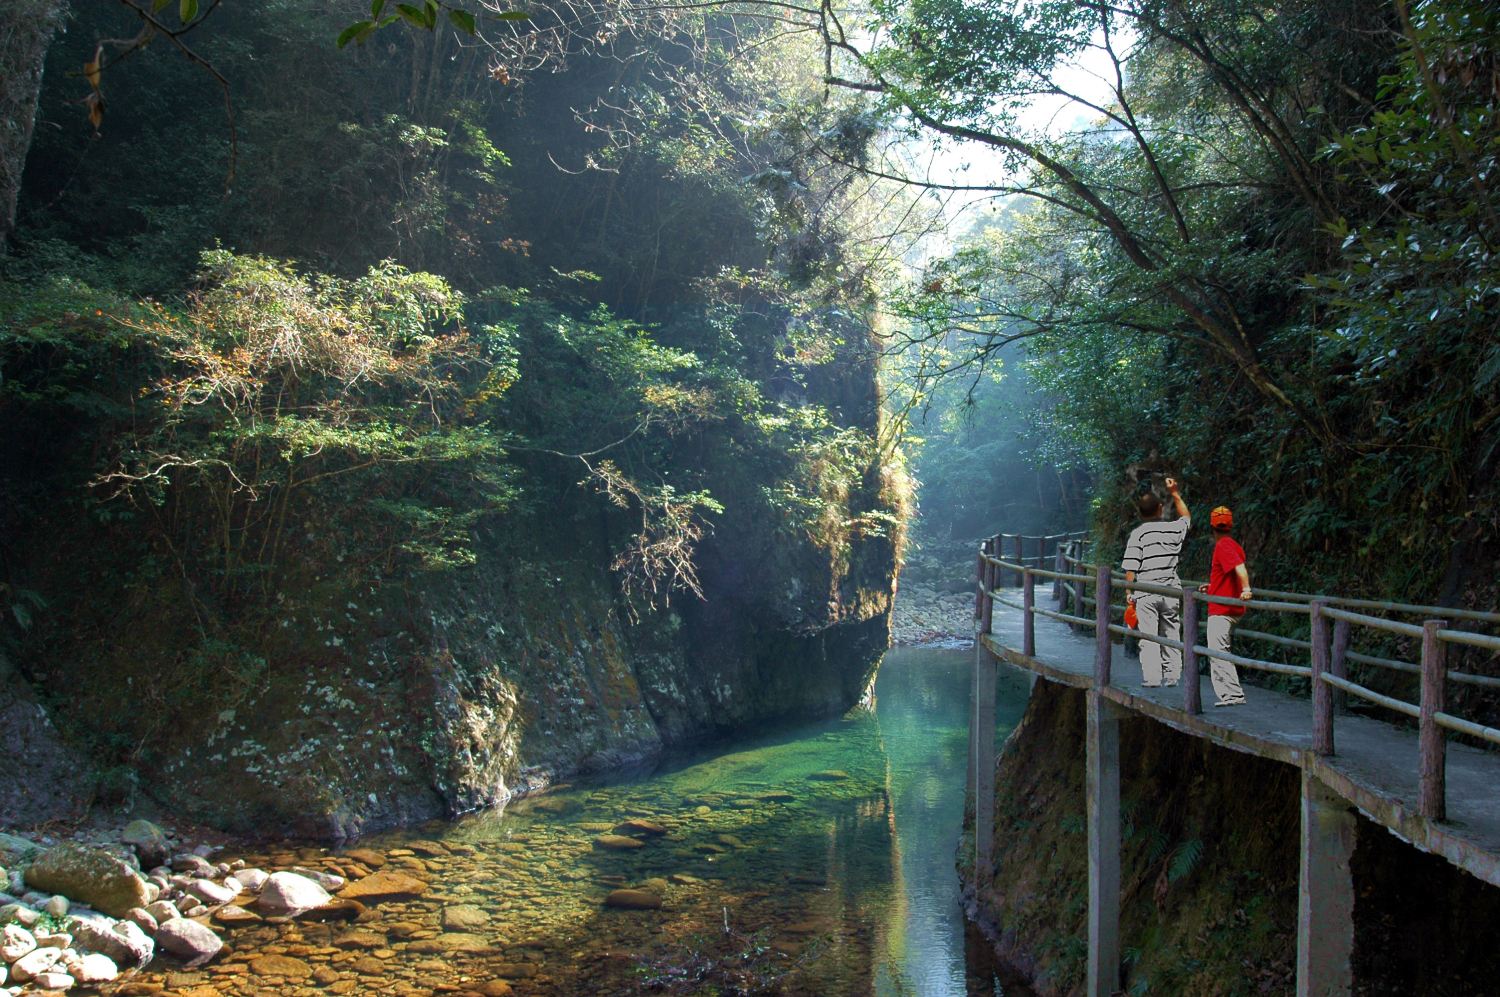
left=1086, top=691, right=1123, bottom=997
left=1297, top=771, right=1356, bottom=997
left=973, top=642, right=997, bottom=878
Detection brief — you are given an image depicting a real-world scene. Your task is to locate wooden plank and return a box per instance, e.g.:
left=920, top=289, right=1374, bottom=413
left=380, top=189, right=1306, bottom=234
left=1330, top=617, right=1350, bottom=714
left=1420, top=620, right=1447, bottom=821
left=1183, top=589, right=1201, bottom=715
left=1312, top=601, right=1333, bottom=756
left=1023, top=569, right=1036, bottom=658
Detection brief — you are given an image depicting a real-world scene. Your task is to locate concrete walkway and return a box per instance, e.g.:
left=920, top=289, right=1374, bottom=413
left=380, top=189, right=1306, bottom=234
left=981, top=586, right=1500, bottom=888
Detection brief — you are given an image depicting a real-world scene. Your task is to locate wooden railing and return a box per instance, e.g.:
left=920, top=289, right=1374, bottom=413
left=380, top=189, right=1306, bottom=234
left=974, top=535, right=1500, bottom=822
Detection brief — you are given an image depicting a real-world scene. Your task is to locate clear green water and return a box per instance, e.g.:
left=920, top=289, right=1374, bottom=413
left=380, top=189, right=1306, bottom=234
left=157, top=647, right=1034, bottom=996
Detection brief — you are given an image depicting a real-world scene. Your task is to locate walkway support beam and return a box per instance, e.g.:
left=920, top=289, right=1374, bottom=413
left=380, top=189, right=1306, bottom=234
left=1297, top=771, right=1356, bottom=997
left=1094, top=566, right=1112, bottom=686
left=1087, top=691, right=1124, bottom=997
left=973, top=637, right=997, bottom=879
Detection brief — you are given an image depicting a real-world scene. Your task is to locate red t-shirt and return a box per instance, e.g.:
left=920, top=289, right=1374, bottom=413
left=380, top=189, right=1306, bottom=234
left=1208, top=536, right=1247, bottom=617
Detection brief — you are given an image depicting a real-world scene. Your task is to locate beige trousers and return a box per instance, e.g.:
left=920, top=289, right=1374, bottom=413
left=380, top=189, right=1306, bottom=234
left=1136, top=592, right=1181, bottom=686
left=1207, top=614, right=1247, bottom=704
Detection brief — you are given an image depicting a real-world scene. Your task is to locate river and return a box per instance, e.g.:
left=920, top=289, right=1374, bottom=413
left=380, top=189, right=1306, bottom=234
left=124, top=647, right=1033, bottom=996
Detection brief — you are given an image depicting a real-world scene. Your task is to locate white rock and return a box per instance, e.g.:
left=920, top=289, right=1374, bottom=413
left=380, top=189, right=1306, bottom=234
left=0, top=923, right=35, bottom=961
left=75, top=952, right=119, bottom=984
left=67, top=916, right=153, bottom=968
left=221, top=876, right=243, bottom=895
left=0, top=962, right=6, bottom=985
left=254, top=872, right=330, bottom=917
left=31, top=970, right=75, bottom=990
left=8, top=946, right=61, bottom=982
left=42, top=896, right=68, bottom=918
left=142, top=882, right=162, bottom=904
left=236, top=868, right=268, bottom=892
left=33, top=931, right=71, bottom=949
left=126, top=907, right=157, bottom=934
left=0, top=905, right=38, bottom=928
left=186, top=879, right=236, bottom=906
left=153, top=918, right=222, bottom=967
left=290, top=866, right=345, bottom=891
left=145, top=900, right=179, bottom=924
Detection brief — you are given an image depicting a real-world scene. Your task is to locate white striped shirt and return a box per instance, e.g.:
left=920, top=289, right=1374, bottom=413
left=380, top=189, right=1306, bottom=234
left=1122, top=516, right=1190, bottom=585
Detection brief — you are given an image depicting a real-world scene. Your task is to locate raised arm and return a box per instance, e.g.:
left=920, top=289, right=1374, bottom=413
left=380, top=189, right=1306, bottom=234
left=1165, top=477, right=1190, bottom=525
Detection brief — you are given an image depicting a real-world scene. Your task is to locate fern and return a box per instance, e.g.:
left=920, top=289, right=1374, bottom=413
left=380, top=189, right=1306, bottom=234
left=1168, top=838, right=1205, bottom=883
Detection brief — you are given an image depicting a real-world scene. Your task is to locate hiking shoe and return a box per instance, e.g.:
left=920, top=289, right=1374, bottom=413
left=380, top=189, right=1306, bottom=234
left=1214, top=698, right=1246, bottom=707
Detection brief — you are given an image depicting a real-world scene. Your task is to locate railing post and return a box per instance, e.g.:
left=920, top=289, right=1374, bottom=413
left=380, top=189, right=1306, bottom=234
left=1072, top=543, right=1086, bottom=627
left=1330, top=617, right=1350, bottom=714
left=1419, top=620, right=1447, bottom=821
left=1012, top=533, right=1025, bottom=588
left=1023, top=568, right=1036, bottom=658
left=980, top=539, right=995, bottom=636
left=1094, top=565, right=1112, bottom=686
left=1182, top=588, right=1201, bottom=715
left=1311, top=601, right=1333, bottom=757
left=974, top=545, right=985, bottom=622
left=1052, top=545, right=1065, bottom=602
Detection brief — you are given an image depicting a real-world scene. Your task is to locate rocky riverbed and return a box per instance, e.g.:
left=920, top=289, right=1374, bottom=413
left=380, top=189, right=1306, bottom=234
left=890, top=583, right=975, bottom=648
left=0, top=712, right=905, bottom=997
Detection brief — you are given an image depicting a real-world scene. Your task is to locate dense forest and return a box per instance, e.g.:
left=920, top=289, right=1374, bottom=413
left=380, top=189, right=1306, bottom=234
left=1, top=0, right=1498, bottom=993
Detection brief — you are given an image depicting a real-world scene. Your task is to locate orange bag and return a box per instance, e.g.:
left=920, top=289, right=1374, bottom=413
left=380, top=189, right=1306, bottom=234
left=1124, top=602, right=1139, bottom=629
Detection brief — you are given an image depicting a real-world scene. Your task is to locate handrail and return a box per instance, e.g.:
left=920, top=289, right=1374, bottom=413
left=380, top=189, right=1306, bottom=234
left=976, top=526, right=1500, bottom=827
left=1321, top=673, right=1423, bottom=719
left=1056, top=549, right=1500, bottom=625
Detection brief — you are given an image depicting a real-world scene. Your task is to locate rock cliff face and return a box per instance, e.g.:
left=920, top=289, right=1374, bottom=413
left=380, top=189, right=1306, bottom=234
left=3, top=360, right=897, bottom=842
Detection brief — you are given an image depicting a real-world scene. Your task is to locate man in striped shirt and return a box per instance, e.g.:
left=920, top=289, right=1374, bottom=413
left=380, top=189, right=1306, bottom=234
left=1122, top=477, right=1191, bottom=687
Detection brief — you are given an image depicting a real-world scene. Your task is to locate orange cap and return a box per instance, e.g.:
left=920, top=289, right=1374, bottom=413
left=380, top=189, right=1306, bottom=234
left=1210, top=506, right=1233, bottom=528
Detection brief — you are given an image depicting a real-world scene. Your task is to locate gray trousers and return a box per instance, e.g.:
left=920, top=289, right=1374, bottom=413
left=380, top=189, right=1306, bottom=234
left=1207, top=614, right=1247, bottom=704
left=1136, top=592, right=1181, bottom=686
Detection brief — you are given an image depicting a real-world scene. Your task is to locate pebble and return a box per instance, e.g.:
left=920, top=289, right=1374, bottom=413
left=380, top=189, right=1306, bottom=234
left=592, top=836, right=645, bottom=851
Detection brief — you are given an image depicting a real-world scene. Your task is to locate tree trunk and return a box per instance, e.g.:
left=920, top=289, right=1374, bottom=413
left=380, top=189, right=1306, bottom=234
left=0, top=0, right=67, bottom=254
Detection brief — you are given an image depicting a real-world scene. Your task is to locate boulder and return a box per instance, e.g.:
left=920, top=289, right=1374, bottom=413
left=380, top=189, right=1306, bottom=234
left=336, top=869, right=426, bottom=904
left=1, top=922, right=36, bottom=961
left=31, top=969, right=76, bottom=990
left=0, top=834, right=40, bottom=865
left=440, top=904, right=488, bottom=932
left=236, top=868, right=269, bottom=892
left=69, top=914, right=155, bottom=968
left=603, top=888, right=662, bottom=910
left=254, top=871, right=330, bottom=917
left=23, top=843, right=149, bottom=917
left=290, top=866, right=345, bottom=891
left=613, top=819, right=669, bottom=837
left=75, top=952, right=120, bottom=985
left=250, top=954, right=312, bottom=978
left=340, top=849, right=386, bottom=869
left=121, top=821, right=171, bottom=869
left=186, top=878, right=237, bottom=906
left=155, top=917, right=223, bottom=967
left=593, top=835, right=646, bottom=851
left=9, top=945, right=62, bottom=983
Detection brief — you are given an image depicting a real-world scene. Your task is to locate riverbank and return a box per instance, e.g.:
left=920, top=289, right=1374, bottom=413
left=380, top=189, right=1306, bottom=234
left=2, top=649, right=1021, bottom=997
left=890, top=583, right=975, bottom=648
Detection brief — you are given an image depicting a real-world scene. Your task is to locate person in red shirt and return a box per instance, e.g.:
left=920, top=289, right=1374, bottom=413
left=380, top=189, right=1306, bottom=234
left=1203, top=506, right=1252, bottom=706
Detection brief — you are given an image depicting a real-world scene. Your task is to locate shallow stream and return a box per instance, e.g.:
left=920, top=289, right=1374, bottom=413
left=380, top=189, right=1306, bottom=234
left=119, top=647, right=1032, bottom=996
